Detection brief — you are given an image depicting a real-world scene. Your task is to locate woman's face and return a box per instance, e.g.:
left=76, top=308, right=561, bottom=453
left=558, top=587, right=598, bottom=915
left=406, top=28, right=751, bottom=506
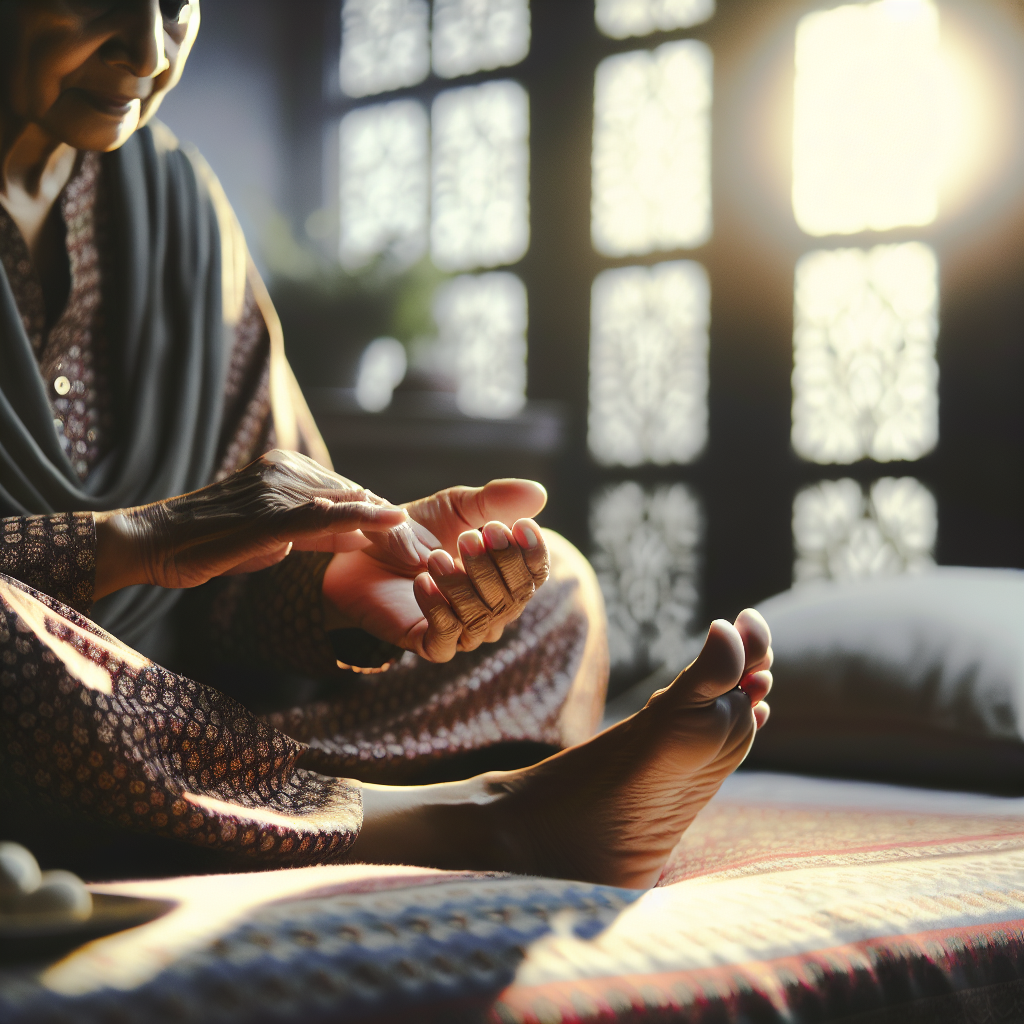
left=0, top=0, right=200, bottom=152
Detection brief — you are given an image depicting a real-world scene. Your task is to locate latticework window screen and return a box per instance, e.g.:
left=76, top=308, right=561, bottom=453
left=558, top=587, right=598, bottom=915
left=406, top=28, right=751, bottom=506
left=321, top=0, right=1014, bottom=684
left=789, top=0, right=942, bottom=583
left=338, top=0, right=531, bottom=416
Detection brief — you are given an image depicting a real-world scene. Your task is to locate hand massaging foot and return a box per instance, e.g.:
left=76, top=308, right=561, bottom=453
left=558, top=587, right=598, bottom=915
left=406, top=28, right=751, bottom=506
left=353, top=609, right=772, bottom=888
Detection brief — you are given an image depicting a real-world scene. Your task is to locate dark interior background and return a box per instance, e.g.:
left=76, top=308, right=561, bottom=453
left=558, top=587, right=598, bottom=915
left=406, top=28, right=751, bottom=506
left=160, top=0, right=1024, bottom=695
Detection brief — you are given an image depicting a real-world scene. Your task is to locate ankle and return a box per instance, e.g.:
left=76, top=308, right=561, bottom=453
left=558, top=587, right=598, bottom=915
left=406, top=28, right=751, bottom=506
left=350, top=777, right=507, bottom=872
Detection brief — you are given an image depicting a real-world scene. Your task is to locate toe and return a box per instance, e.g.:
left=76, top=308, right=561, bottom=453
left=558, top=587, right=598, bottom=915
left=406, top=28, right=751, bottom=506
left=738, top=669, right=772, bottom=706
left=734, top=608, right=772, bottom=673
left=670, top=619, right=745, bottom=704
left=753, top=701, right=771, bottom=729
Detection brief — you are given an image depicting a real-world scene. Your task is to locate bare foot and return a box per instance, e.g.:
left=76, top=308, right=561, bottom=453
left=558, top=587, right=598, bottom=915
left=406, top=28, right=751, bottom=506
left=353, top=609, right=772, bottom=888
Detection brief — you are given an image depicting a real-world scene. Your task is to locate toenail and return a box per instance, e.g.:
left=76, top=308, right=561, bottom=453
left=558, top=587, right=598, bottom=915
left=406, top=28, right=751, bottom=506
left=459, top=531, right=485, bottom=558
left=482, top=523, right=509, bottom=550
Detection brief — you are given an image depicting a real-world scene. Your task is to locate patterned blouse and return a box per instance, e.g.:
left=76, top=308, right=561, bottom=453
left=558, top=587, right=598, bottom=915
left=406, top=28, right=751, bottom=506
left=0, top=154, right=599, bottom=875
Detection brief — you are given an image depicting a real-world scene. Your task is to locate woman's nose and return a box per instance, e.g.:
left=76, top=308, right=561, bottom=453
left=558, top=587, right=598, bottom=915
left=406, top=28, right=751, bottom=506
left=105, top=0, right=169, bottom=80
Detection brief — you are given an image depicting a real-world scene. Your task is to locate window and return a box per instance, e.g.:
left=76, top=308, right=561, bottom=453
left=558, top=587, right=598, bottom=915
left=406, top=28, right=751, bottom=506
left=340, top=0, right=430, bottom=98
left=588, top=261, right=709, bottom=466
left=591, top=41, right=712, bottom=257
left=590, top=481, right=703, bottom=672
left=431, top=80, right=530, bottom=272
left=792, top=0, right=942, bottom=236
left=793, top=477, right=937, bottom=582
left=432, top=0, right=531, bottom=79
left=789, top=0, right=949, bottom=585
left=791, top=242, right=939, bottom=465
left=338, top=100, right=429, bottom=270
left=587, top=6, right=714, bottom=677
left=335, top=0, right=531, bottom=418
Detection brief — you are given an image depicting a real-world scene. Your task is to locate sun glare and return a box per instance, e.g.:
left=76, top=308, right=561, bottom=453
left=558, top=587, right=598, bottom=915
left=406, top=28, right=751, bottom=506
left=792, top=0, right=943, bottom=236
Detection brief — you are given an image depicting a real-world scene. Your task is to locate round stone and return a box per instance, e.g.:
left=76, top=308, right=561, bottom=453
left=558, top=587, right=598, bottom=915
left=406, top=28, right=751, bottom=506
left=14, top=870, right=92, bottom=920
left=0, top=842, right=41, bottom=900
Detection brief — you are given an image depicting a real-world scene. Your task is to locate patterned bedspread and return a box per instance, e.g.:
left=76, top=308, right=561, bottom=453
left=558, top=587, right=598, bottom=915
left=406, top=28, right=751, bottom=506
left=2, top=772, right=1022, bottom=1023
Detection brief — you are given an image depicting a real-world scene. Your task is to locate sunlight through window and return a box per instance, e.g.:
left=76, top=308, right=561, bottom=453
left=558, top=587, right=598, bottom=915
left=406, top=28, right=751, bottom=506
left=792, top=0, right=943, bottom=236
left=793, top=477, right=937, bottom=582
left=340, top=0, right=430, bottom=98
left=431, top=81, right=530, bottom=272
left=433, top=272, right=527, bottom=418
left=592, top=41, right=712, bottom=257
left=792, top=242, right=939, bottom=465
left=591, top=481, right=703, bottom=673
left=339, top=101, right=428, bottom=271
left=432, top=0, right=531, bottom=80
left=355, top=337, right=408, bottom=412
left=595, top=0, right=715, bottom=39
left=589, top=261, right=709, bottom=467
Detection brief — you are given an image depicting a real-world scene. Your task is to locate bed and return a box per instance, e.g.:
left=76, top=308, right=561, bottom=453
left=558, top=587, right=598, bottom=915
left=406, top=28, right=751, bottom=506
left=2, top=568, right=1023, bottom=1022
left=1, top=771, right=1021, bottom=1023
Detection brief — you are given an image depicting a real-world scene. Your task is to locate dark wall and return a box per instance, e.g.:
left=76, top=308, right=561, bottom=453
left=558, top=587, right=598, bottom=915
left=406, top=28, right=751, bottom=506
left=157, top=0, right=292, bottom=273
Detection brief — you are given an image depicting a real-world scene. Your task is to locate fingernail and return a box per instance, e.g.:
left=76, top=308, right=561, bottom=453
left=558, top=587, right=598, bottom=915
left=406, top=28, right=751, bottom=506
left=415, top=573, right=440, bottom=596
left=459, top=531, right=485, bottom=558
left=429, top=550, right=456, bottom=576
left=482, top=523, right=509, bottom=550
left=519, top=525, right=538, bottom=548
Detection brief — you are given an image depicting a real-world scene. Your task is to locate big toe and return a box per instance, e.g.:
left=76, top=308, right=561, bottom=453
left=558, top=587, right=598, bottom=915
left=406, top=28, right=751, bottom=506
left=670, top=619, right=746, bottom=705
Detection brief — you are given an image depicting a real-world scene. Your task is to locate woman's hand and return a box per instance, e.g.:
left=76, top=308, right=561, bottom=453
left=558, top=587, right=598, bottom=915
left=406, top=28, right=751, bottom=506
left=323, top=519, right=549, bottom=663
left=322, top=479, right=552, bottom=663
left=94, top=450, right=410, bottom=598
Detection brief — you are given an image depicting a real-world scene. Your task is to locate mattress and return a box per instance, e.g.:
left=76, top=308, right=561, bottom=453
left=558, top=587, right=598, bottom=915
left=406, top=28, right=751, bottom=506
left=2, top=772, right=1022, bottom=1023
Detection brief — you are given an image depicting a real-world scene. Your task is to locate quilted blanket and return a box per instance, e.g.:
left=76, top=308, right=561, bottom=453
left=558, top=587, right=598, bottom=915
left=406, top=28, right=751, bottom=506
left=2, top=772, right=1022, bottom=1023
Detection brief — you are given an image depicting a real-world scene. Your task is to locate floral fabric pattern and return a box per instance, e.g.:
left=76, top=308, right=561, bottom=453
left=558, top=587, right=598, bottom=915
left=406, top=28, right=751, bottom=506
left=0, top=512, right=95, bottom=614
left=0, top=574, right=361, bottom=865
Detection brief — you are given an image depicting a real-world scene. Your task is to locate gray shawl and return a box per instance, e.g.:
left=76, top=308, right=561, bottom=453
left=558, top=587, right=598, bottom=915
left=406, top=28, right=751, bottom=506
left=0, top=123, right=234, bottom=648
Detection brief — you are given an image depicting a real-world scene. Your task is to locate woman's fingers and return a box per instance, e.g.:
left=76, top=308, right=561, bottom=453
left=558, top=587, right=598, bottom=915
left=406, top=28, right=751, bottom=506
left=511, top=519, right=550, bottom=585
left=403, top=478, right=548, bottom=554
left=222, top=541, right=294, bottom=575
left=457, top=528, right=516, bottom=614
left=413, top=573, right=462, bottom=662
left=283, top=499, right=413, bottom=552
left=426, top=550, right=494, bottom=650
left=360, top=519, right=433, bottom=568
left=481, top=523, right=536, bottom=603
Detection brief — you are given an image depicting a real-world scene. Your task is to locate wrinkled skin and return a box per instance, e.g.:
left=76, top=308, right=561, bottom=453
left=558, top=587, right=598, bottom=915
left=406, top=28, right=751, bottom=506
left=95, top=451, right=554, bottom=663
left=353, top=609, right=774, bottom=888
left=324, top=479, right=553, bottom=663
left=94, top=450, right=410, bottom=593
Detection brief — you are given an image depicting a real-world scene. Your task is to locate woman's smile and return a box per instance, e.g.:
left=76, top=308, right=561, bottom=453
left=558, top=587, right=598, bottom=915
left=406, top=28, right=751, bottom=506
left=73, top=88, right=142, bottom=117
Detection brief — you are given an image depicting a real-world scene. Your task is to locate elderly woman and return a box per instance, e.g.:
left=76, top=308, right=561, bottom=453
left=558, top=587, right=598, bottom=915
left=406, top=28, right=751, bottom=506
left=0, top=0, right=772, bottom=888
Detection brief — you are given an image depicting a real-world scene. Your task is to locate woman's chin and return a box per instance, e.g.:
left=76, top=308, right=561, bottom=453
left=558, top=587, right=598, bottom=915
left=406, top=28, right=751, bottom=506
left=42, top=94, right=142, bottom=152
